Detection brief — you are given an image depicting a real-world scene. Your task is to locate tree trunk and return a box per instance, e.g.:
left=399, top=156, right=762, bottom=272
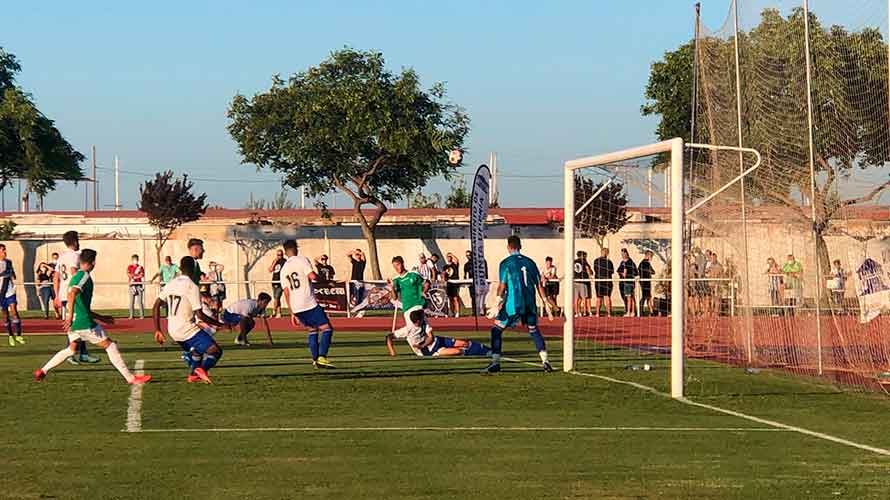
left=814, top=230, right=830, bottom=290
left=361, top=223, right=382, bottom=280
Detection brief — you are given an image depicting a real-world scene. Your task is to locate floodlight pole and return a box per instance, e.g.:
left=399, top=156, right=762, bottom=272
left=114, top=156, right=121, bottom=211
left=802, top=0, right=824, bottom=376
left=92, top=145, right=98, bottom=211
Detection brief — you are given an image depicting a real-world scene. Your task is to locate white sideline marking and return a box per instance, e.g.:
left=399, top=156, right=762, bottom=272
left=137, top=426, right=786, bottom=434
left=125, top=360, right=145, bottom=433
left=502, top=358, right=890, bottom=457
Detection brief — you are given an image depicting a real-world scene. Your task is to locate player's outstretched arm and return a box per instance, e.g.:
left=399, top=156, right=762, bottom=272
left=152, top=298, right=167, bottom=344
left=385, top=333, right=397, bottom=356
left=262, top=317, right=273, bottom=345
left=197, top=309, right=224, bottom=328
left=61, top=287, right=81, bottom=331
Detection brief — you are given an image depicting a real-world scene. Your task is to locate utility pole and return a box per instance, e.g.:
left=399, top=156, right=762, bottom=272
left=114, top=155, right=121, bottom=211
left=489, top=152, right=499, bottom=207
left=92, top=145, right=98, bottom=210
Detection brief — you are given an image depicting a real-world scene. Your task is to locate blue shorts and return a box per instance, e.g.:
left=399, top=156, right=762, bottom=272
left=1, top=294, right=17, bottom=309
left=294, top=305, right=330, bottom=330
left=495, top=308, right=538, bottom=329
left=221, top=310, right=242, bottom=326
left=178, top=329, right=217, bottom=355
left=420, top=336, right=456, bottom=356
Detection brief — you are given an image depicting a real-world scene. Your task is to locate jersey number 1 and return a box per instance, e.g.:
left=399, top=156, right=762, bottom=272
left=521, top=266, right=528, bottom=286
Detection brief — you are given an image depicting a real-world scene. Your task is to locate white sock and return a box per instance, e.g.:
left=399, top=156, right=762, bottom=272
left=105, top=342, right=134, bottom=382
left=539, top=350, right=549, bottom=363
left=42, top=347, right=76, bottom=373
left=492, top=353, right=501, bottom=364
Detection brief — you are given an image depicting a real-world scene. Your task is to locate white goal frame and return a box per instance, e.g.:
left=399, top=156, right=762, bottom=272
left=563, top=138, right=686, bottom=398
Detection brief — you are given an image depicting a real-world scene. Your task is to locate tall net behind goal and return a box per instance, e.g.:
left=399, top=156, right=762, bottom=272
left=690, top=0, right=890, bottom=392
left=563, top=139, right=685, bottom=398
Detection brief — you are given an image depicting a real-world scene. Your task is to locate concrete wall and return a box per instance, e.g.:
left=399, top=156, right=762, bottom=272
left=2, top=211, right=881, bottom=311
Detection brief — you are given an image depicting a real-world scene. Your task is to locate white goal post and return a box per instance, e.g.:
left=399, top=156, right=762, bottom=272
left=563, top=138, right=686, bottom=398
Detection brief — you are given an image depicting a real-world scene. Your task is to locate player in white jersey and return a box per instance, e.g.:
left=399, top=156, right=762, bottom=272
left=0, top=244, right=24, bottom=347
left=52, top=231, right=99, bottom=364
left=222, top=293, right=273, bottom=346
left=280, top=240, right=335, bottom=368
left=152, top=256, right=225, bottom=384
left=386, top=308, right=491, bottom=358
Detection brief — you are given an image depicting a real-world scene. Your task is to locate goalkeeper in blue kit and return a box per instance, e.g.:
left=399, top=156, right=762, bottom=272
left=483, top=235, right=552, bottom=374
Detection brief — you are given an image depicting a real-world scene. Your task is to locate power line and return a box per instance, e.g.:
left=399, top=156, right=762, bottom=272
left=95, top=166, right=283, bottom=184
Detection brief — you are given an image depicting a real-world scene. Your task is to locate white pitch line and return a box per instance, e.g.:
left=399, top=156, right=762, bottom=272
left=137, top=426, right=788, bottom=434
left=124, top=360, right=145, bottom=433
left=501, top=358, right=890, bottom=457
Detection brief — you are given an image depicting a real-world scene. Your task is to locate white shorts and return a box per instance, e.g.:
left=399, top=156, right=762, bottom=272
left=67, top=325, right=108, bottom=345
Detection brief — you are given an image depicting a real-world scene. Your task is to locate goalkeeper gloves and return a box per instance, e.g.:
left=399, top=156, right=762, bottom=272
left=486, top=296, right=504, bottom=320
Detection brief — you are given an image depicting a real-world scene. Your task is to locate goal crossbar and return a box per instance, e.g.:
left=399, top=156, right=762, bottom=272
left=563, top=138, right=685, bottom=398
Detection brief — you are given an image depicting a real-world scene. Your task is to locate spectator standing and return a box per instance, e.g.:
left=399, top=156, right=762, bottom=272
left=704, top=251, right=724, bottom=316
left=592, top=248, right=614, bottom=317
left=268, top=250, right=287, bottom=318
left=158, top=256, right=179, bottom=285
left=573, top=251, right=593, bottom=317
left=127, top=254, right=145, bottom=319
left=208, top=262, right=227, bottom=312
left=429, top=253, right=443, bottom=282
left=782, top=253, right=803, bottom=313
left=463, top=250, right=473, bottom=280
left=348, top=249, right=367, bottom=282
left=828, top=259, right=847, bottom=309
left=314, top=255, right=335, bottom=282
left=443, top=253, right=461, bottom=317
left=416, top=253, right=437, bottom=282
left=765, top=257, right=784, bottom=313
left=637, top=251, right=655, bottom=316
left=654, top=261, right=672, bottom=316
left=617, top=248, right=637, bottom=317
left=49, top=252, right=59, bottom=272
left=542, top=256, right=560, bottom=316
left=36, top=262, right=59, bottom=319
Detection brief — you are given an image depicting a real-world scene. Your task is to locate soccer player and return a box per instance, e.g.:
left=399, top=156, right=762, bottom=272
left=34, top=249, right=152, bottom=385
left=268, top=249, right=287, bottom=318
left=0, top=245, right=24, bottom=346
left=53, top=231, right=100, bottom=364
left=186, top=238, right=205, bottom=285
left=152, top=256, right=225, bottom=384
left=386, top=308, right=490, bottom=357
left=222, top=293, right=273, bottom=346
left=280, top=240, right=335, bottom=368
left=388, top=255, right=429, bottom=341
left=483, top=235, right=552, bottom=374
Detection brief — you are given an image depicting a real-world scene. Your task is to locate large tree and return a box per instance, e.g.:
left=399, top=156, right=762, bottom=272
left=0, top=47, right=84, bottom=207
left=574, top=178, right=630, bottom=250
left=642, top=9, right=890, bottom=274
left=139, top=171, right=208, bottom=269
left=227, top=48, right=469, bottom=279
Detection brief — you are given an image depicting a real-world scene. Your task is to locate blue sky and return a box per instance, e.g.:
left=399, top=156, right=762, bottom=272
left=2, top=0, right=739, bottom=211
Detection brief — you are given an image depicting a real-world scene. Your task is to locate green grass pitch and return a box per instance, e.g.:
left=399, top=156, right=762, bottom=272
left=2, top=331, right=890, bottom=499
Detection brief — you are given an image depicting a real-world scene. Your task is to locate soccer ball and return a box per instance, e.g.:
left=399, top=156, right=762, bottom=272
left=448, top=149, right=463, bottom=165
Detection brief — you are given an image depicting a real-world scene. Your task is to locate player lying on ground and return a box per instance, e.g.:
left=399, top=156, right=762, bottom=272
left=386, top=308, right=490, bottom=357
left=152, top=256, right=226, bottom=384
left=0, top=244, right=24, bottom=347
left=34, top=249, right=152, bottom=385
left=387, top=255, right=429, bottom=342
left=483, top=235, right=552, bottom=374
left=221, top=293, right=273, bottom=346
left=280, top=239, right=335, bottom=369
